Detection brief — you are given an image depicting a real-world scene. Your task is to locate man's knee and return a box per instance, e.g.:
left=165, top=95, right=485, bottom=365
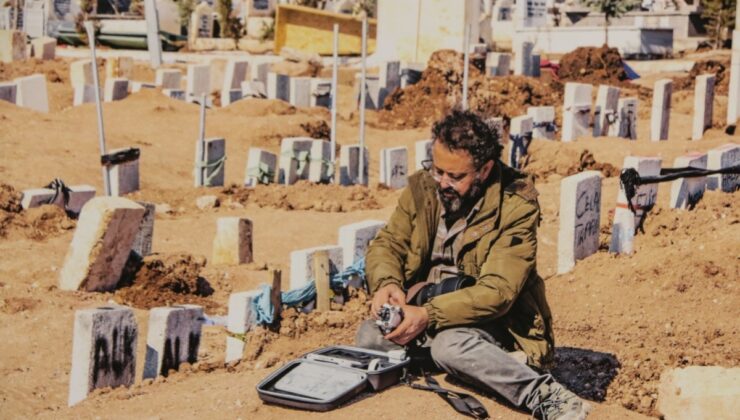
left=430, top=328, right=470, bottom=370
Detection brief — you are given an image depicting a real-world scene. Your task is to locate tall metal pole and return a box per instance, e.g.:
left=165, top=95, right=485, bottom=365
left=197, top=93, right=207, bottom=186
left=331, top=23, right=339, bottom=182
left=84, top=21, right=112, bottom=196
left=462, top=23, right=470, bottom=111
left=358, top=15, right=367, bottom=186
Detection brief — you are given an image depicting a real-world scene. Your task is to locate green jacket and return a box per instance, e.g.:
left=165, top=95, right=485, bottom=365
left=366, top=162, right=555, bottom=368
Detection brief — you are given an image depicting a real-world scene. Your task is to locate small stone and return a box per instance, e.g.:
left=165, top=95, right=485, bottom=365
left=155, top=203, right=173, bottom=214
left=196, top=195, right=220, bottom=210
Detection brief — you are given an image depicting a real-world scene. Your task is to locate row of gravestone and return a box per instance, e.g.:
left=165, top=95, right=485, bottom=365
left=557, top=143, right=739, bottom=274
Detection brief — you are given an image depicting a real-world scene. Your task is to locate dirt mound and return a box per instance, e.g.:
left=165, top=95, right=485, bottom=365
left=221, top=182, right=394, bottom=212
left=0, top=58, right=69, bottom=84
left=378, top=50, right=561, bottom=129
left=219, top=98, right=299, bottom=116
left=672, top=59, right=730, bottom=96
left=0, top=183, right=22, bottom=213
left=557, top=46, right=628, bottom=86
left=0, top=188, right=75, bottom=240
left=299, top=120, right=331, bottom=139
left=115, top=253, right=219, bottom=310
left=521, top=142, right=619, bottom=180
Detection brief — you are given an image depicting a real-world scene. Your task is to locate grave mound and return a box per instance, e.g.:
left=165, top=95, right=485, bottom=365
left=115, top=253, right=218, bottom=310
left=557, top=46, right=628, bottom=86
left=0, top=183, right=75, bottom=240
left=521, top=142, right=618, bottom=180
left=672, top=59, right=730, bottom=96
left=0, top=182, right=22, bottom=213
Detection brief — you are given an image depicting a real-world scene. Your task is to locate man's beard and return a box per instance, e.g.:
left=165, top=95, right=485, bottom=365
left=438, top=178, right=484, bottom=216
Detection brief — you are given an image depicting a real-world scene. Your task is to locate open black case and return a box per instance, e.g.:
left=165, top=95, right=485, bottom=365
left=256, top=345, right=410, bottom=411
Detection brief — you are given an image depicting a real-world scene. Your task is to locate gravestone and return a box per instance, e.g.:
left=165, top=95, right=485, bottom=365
left=508, top=115, right=533, bottom=170
left=67, top=185, right=96, bottom=215
left=379, top=60, right=401, bottom=105
left=609, top=156, right=661, bottom=254
left=289, top=76, right=312, bottom=107
left=530, top=54, right=541, bottom=77
left=103, top=78, right=129, bottom=102
left=131, top=82, right=156, bottom=93
left=658, top=366, right=740, bottom=420
left=561, top=83, right=592, bottom=142
left=706, top=144, right=739, bottom=192
left=610, top=97, right=638, bottom=139
left=557, top=171, right=601, bottom=274
left=310, top=78, right=331, bottom=108
left=650, top=79, right=672, bottom=141
left=252, top=61, right=270, bottom=87
left=70, top=59, right=93, bottom=88
left=30, top=37, right=55, bottom=60
left=514, top=41, right=533, bottom=76
left=414, top=139, right=433, bottom=171
left=105, top=56, right=134, bottom=80
left=68, top=306, right=138, bottom=406
left=186, top=63, right=211, bottom=102
left=21, top=188, right=63, bottom=209
left=105, top=148, right=140, bottom=196
left=670, top=153, right=708, bottom=210
left=15, top=74, right=48, bottom=113
left=0, top=81, right=16, bottom=104
left=485, top=53, right=511, bottom=76
left=267, top=72, right=290, bottom=102
left=728, top=31, right=740, bottom=126
left=355, top=74, right=383, bottom=110
left=73, top=84, right=97, bottom=106
left=244, top=148, right=277, bottom=186
left=400, top=62, right=424, bottom=88
left=338, top=220, right=386, bottom=270
left=242, top=80, right=266, bottom=98
left=527, top=106, right=556, bottom=140
left=221, top=89, right=242, bottom=106
left=289, top=245, right=343, bottom=290
left=0, top=29, right=25, bottom=63
left=155, top=69, right=182, bottom=89
left=212, top=217, right=253, bottom=265
left=221, top=59, right=248, bottom=104
left=24, top=6, right=45, bottom=38
left=225, top=289, right=262, bottom=362
left=163, top=89, right=185, bottom=101
left=189, top=1, right=214, bottom=42
left=380, top=147, right=409, bottom=189
left=59, top=197, right=145, bottom=291
left=194, top=138, right=226, bottom=187
left=278, top=138, right=331, bottom=184
left=593, top=85, right=620, bottom=137
left=339, top=144, right=369, bottom=186
left=131, top=201, right=155, bottom=258
left=143, top=305, right=203, bottom=379
left=692, top=74, right=715, bottom=141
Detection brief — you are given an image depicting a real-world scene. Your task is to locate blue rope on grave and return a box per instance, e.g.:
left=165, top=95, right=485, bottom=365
left=246, top=163, right=275, bottom=185
left=251, top=257, right=366, bottom=325
left=280, top=149, right=335, bottom=181
left=196, top=155, right=227, bottom=186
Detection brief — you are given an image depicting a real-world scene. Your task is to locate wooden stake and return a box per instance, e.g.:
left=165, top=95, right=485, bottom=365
left=312, top=251, right=331, bottom=312
left=270, top=269, right=282, bottom=324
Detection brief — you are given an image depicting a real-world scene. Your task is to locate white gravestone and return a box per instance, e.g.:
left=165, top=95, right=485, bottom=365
left=252, top=61, right=271, bottom=87
left=0, top=81, right=17, bottom=104
left=241, top=80, right=267, bottom=98
left=163, top=89, right=185, bottom=101
left=70, top=60, right=93, bottom=88
left=30, top=37, right=55, bottom=60
left=15, top=74, right=48, bottom=113
left=267, top=72, right=290, bottom=102
left=186, top=63, right=211, bottom=102
left=0, top=29, right=25, bottom=63
left=144, top=0, right=162, bottom=67
left=414, top=139, right=433, bottom=171
left=143, top=305, right=203, bottom=379
left=20, top=185, right=94, bottom=213
left=692, top=74, right=715, bottom=141
left=400, top=62, right=424, bottom=88
left=73, top=84, right=97, bottom=106
left=68, top=306, right=138, bottom=406
left=557, top=171, right=601, bottom=274
left=278, top=138, right=331, bottom=185
left=194, top=138, right=226, bottom=187
left=59, top=197, right=145, bottom=291
left=310, top=78, right=331, bottom=108
left=24, top=7, right=45, bottom=38
left=290, top=245, right=343, bottom=290
left=105, top=148, right=140, bottom=196
left=155, top=69, right=182, bottom=89
left=561, top=83, right=592, bottom=142
left=610, top=97, right=638, bottom=139
left=212, top=217, right=253, bottom=265
left=338, top=220, right=386, bottom=270
left=221, top=59, right=248, bottom=104
left=530, top=54, right=541, bottom=77
left=355, top=74, right=383, bottom=110
left=131, top=82, right=156, bottom=93
left=670, top=153, right=708, bottom=210
left=104, top=78, right=129, bottom=102
left=706, top=144, right=739, bottom=192
left=593, top=85, right=620, bottom=137
left=244, top=148, right=277, bottom=186
left=131, top=201, right=155, bottom=259
left=650, top=79, right=672, bottom=141
left=527, top=106, right=556, bottom=140
left=509, top=115, right=533, bottom=170
left=225, top=289, right=262, bottom=363
left=514, top=41, right=534, bottom=76
left=380, top=147, right=408, bottom=189
left=189, top=2, right=214, bottom=42
left=378, top=60, right=401, bottom=106
left=289, top=76, right=312, bottom=108
left=727, top=31, right=740, bottom=126
left=221, top=89, right=242, bottom=106
left=339, top=144, right=369, bottom=186
left=658, top=366, right=740, bottom=420
left=609, top=157, right=661, bottom=254
left=67, top=185, right=96, bottom=215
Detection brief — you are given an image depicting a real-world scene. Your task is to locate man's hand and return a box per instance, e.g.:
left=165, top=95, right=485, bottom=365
left=371, top=283, right=406, bottom=319
left=384, top=305, right=429, bottom=345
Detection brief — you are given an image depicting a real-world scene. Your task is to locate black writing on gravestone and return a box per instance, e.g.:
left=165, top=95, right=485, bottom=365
left=54, top=0, right=70, bottom=17
left=160, top=332, right=201, bottom=376
left=92, top=326, right=136, bottom=387
left=574, top=188, right=600, bottom=248
left=253, top=0, right=269, bottom=10
left=391, top=164, right=405, bottom=178
left=574, top=219, right=599, bottom=248
left=198, top=14, right=210, bottom=37
left=575, top=189, right=600, bottom=219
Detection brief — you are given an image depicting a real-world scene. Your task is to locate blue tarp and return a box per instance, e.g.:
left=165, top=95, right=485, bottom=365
left=623, top=62, right=640, bottom=80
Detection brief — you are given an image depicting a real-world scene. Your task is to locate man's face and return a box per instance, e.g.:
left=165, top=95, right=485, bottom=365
left=430, top=141, right=493, bottom=214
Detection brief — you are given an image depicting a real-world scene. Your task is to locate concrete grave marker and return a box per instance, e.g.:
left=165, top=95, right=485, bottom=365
left=212, top=217, right=253, bottom=265
left=557, top=171, right=602, bottom=274
left=692, top=74, right=715, bottom=141
left=0, top=81, right=17, bottom=104
left=380, top=146, right=408, bottom=189
left=670, top=153, right=708, bottom=210
left=514, top=41, right=533, bottom=76
left=155, top=69, right=182, bottom=89
left=289, top=76, right=311, bottom=108
left=131, top=81, right=156, bottom=93
left=527, top=106, right=556, bottom=140
left=610, top=97, right=638, bottom=139
left=70, top=59, right=93, bottom=88
left=194, top=138, right=226, bottom=187
left=0, top=30, right=25, bottom=63
left=143, top=305, right=203, bottom=379
left=68, top=306, right=138, bottom=406
left=24, top=6, right=45, bottom=38
left=73, top=84, right=97, bottom=106
left=244, top=148, right=277, bottom=186
left=104, top=78, right=129, bottom=102
left=530, top=54, right=541, bottom=77
left=59, top=197, right=144, bottom=291
left=221, top=89, right=243, bottom=106
left=379, top=60, right=401, bottom=104
left=593, top=85, right=620, bottom=137
left=221, top=59, right=248, bottom=105
left=706, top=144, right=739, bottom=192
left=339, top=144, right=369, bottom=186
left=658, top=366, right=740, bottom=420
left=105, top=148, right=140, bottom=196
left=105, top=56, right=134, bottom=80
left=267, top=72, right=290, bottom=102
left=189, top=1, right=214, bottom=42
left=728, top=31, right=740, bottom=126
left=30, top=37, right=55, bottom=60
left=163, top=89, right=185, bottom=101
left=21, top=188, right=61, bottom=209
left=338, top=220, right=386, bottom=270
left=414, top=139, right=433, bottom=171
left=650, top=79, right=672, bottom=141
left=355, top=74, right=382, bottom=110
left=241, top=80, right=266, bottom=98
left=252, top=61, right=271, bottom=87
left=310, top=78, right=331, bottom=108
left=15, top=74, right=48, bottom=113
left=225, top=289, right=262, bottom=362
left=67, top=185, right=96, bottom=215
left=131, top=201, right=155, bottom=259
left=400, top=62, right=424, bottom=87
left=186, top=63, right=211, bottom=102
left=509, top=115, right=533, bottom=170
left=278, top=138, right=331, bottom=184
left=609, top=156, right=661, bottom=254
left=562, top=83, right=592, bottom=142
left=290, top=245, right=343, bottom=290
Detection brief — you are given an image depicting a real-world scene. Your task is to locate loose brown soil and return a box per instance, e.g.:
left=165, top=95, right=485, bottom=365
left=557, top=46, right=629, bottom=86
left=672, top=59, right=731, bottom=96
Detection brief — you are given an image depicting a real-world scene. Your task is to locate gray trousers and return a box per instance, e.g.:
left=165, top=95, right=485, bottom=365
left=355, top=320, right=553, bottom=411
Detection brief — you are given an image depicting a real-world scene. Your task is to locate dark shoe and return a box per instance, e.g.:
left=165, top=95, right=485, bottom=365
left=530, top=382, right=592, bottom=420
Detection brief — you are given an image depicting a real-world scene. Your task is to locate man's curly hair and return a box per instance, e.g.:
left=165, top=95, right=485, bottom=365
left=431, top=109, right=502, bottom=168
